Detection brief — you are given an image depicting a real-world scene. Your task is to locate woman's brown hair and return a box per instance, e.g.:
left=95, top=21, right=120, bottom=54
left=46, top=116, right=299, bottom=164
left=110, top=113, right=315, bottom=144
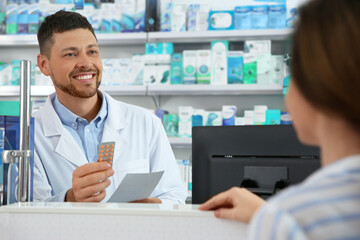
left=291, top=0, right=360, bottom=132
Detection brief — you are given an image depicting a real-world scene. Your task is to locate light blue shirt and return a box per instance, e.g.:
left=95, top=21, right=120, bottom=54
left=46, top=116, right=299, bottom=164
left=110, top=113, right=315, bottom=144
left=52, top=94, right=108, bottom=163
left=247, top=154, right=360, bottom=240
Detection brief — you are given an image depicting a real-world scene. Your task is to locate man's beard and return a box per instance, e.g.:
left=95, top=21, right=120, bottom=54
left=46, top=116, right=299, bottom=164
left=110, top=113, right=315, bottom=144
left=51, top=69, right=101, bottom=98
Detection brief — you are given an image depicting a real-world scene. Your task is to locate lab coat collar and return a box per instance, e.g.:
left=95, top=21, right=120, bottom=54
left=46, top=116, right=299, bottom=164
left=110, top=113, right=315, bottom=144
left=40, top=92, right=88, bottom=166
left=41, top=91, right=128, bottom=135
left=41, top=92, right=65, bottom=137
left=101, top=90, right=127, bottom=131
left=40, top=91, right=129, bottom=167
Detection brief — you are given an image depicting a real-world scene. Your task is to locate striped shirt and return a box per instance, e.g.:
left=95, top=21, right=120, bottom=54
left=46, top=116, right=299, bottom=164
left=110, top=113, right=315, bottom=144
left=247, top=154, right=360, bottom=240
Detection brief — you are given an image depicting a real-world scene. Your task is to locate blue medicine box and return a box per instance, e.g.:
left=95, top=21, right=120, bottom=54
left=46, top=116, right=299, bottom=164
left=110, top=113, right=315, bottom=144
left=0, top=116, right=34, bottom=205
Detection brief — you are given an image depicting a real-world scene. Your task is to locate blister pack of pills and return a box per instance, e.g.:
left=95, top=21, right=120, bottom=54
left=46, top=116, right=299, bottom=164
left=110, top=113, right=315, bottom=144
left=97, top=141, right=115, bottom=166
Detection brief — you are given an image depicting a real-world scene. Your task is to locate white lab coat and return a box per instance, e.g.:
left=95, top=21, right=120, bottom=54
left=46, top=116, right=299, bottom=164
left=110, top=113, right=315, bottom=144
left=33, top=91, right=187, bottom=204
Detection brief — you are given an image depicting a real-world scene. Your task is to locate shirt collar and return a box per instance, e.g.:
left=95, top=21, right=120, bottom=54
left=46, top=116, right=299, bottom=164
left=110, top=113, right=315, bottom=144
left=52, top=92, right=108, bottom=129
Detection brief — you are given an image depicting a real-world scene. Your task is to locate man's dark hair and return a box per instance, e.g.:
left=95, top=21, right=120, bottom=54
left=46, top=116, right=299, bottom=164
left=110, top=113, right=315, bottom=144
left=37, top=10, right=97, bottom=58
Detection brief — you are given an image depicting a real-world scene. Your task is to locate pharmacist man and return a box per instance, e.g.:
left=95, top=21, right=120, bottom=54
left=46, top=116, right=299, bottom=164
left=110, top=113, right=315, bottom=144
left=33, top=10, right=187, bottom=204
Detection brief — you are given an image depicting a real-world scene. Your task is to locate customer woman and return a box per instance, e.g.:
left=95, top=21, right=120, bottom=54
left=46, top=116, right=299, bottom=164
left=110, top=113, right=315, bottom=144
left=200, top=0, right=360, bottom=239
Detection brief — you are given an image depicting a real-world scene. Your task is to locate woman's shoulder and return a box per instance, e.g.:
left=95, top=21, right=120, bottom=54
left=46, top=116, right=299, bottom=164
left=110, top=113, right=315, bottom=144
left=248, top=160, right=360, bottom=239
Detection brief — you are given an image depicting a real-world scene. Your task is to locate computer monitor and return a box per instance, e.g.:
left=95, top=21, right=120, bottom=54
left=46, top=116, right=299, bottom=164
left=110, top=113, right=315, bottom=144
left=192, top=125, right=320, bottom=204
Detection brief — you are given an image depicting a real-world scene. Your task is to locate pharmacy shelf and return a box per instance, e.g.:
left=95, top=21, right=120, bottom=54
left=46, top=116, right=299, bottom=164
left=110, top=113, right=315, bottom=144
left=148, top=29, right=293, bottom=43
left=0, top=29, right=292, bottom=46
left=97, top=33, right=147, bottom=45
left=0, top=85, right=54, bottom=97
left=147, top=84, right=283, bottom=96
left=0, top=85, right=147, bottom=98
left=169, top=137, right=192, bottom=148
left=0, top=33, right=147, bottom=47
left=0, top=84, right=282, bottom=98
left=100, top=85, right=147, bottom=96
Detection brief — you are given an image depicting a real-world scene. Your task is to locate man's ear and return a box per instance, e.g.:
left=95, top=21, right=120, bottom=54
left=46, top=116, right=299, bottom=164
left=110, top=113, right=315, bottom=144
left=37, top=54, right=51, bottom=76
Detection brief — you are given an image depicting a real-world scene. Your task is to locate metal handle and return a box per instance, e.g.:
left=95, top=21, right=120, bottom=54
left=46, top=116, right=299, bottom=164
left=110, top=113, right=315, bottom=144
left=18, top=60, right=32, bottom=202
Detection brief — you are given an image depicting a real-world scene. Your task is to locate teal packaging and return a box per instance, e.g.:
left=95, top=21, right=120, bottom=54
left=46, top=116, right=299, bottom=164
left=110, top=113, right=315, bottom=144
left=243, top=60, right=257, bottom=84
left=251, top=5, right=269, bottom=29
left=0, top=12, right=5, bottom=34
left=192, top=115, right=203, bottom=127
left=56, top=0, right=73, bottom=3
left=163, top=114, right=179, bottom=137
left=28, top=4, right=39, bottom=34
left=206, top=111, right=222, bottom=126
left=208, top=10, right=234, bottom=30
left=100, top=3, right=112, bottom=33
left=161, top=1, right=172, bottom=32
left=268, top=4, right=286, bottom=29
left=265, top=109, right=281, bottom=125
left=192, top=109, right=207, bottom=127
left=234, top=6, right=252, bottom=30
left=283, top=75, right=290, bottom=95
left=183, top=50, right=197, bottom=84
left=112, top=3, right=122, bottom=33
left=170, top=53, right=183, bottom=85
left=145, top=42, right=174, bottom=55
left=17, top=4, right=28, bottom=34
left=134, top=0, right=145, bottom=32
left=122, top=0, right=135, bottom=32
left=227, top=51, right=244, bottom=84
left=196, top=50, right=211, bottom=84
left=6, top=4, right=18, bottom=34
left=11, top=59, right=21, bottom=85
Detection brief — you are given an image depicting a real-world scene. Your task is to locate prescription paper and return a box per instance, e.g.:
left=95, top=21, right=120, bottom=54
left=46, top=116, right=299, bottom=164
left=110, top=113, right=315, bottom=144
left=107, top=171, right=164, bottom=203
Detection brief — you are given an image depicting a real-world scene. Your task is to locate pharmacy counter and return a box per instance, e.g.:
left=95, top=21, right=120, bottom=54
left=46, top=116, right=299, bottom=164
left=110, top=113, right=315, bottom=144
left=0, top=202, right=248, bottom=240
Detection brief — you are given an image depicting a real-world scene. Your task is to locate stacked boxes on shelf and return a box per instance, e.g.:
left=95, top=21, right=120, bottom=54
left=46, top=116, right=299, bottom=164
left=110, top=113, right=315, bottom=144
left=159, top=0, right=302, bottom=33
left=0, top=40, right=288, bottom=87
left=158, top=105, right=292, bottom=138
left=0, top=0, right=146, bottom=35
left=0, top=60, right=51, bottom=86
left=0, top=0, right=306, bottom=35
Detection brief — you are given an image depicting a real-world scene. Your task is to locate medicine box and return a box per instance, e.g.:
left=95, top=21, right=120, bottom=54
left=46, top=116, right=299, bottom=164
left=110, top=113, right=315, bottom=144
left=208, top=10, right=234, bottom=31
left=227, top=51, right=244, bottom=84
left=183, top=51, right=197, bottom=84
left=170, top=53, right=183, bottom=84
left=196, top=50, right=211, bottom=84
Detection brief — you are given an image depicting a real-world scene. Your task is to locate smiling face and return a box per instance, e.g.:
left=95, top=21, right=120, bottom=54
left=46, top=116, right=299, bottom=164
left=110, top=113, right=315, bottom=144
left=37, top=28, right=102, bottom=99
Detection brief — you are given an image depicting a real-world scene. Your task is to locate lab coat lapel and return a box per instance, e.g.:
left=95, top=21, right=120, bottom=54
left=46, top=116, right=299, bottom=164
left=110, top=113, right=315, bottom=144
left=54, top=130, right=88, bottom=167
left=40, top=93, right=89, bottom=167
left=101, top=92, right=128, bottom=165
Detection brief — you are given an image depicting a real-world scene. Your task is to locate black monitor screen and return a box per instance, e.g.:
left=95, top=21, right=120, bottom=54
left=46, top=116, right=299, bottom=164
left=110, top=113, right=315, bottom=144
left=192, top=125, right=321, bottom=204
